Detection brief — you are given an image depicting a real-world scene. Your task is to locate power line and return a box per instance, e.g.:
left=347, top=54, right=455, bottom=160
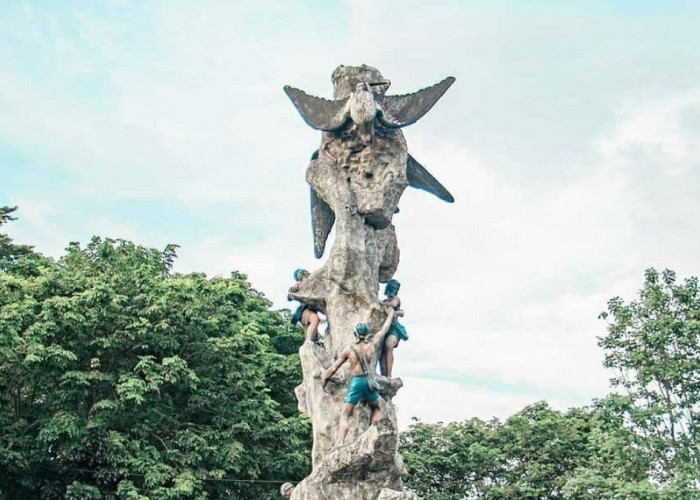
left=33, top=464, right=300, bottom=485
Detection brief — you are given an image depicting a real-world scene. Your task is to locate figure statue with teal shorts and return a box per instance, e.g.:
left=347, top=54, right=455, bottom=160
left=289, top=268, right=322, bottom=343
left=321, top=307, right=396, bottom=447
left=379, top=279, right=408, bottom=378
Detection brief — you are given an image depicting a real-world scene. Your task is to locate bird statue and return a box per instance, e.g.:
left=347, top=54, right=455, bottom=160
left=284, top=65, right=456, bottom=259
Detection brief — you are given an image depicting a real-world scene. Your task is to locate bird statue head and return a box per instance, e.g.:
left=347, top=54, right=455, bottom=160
left=332, top=64, right=390, bottom=99
left=283, top=65, right=455, bottom=257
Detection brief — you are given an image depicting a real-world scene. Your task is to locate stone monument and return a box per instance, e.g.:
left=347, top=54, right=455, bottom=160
left=284, top=64, right=454, bottom=500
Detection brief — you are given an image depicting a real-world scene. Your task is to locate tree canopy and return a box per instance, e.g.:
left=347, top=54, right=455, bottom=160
left=0, top=206, right=34, bottom=271
left=599, top=268, right=700, bottom=492
left=0, top=214, right=310, bottom=499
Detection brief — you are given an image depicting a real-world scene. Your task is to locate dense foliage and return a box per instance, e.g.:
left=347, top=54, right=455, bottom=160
left=0, top=209, right=310, bottom=499
left=402, top=267, right=700, bottom=499
left=403, top=401, right=628, bottom=499
left=402, top=399, right=697, bottom=499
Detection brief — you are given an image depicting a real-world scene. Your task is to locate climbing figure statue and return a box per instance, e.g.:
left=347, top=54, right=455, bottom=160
left=288, top=268, right=322, bottom=344
left=322, top=307, right=396, bottom=447
left=380, top=279, right=408, bottom=378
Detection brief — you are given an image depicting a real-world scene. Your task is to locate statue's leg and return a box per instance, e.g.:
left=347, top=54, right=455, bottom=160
left=383, top=335, right=399, bottom=378
left=337, top=403, right=355, bottom=446
left=369, top=399, right=382, bottom=425
left=302, top=310, right=320, bottom=342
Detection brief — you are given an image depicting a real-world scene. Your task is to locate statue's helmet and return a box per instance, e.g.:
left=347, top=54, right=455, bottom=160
left=293, top=268, right=307, bottom=281
left=355, top=323, right=370, bottom=339
left=384, top=279, right=401, bottom=297
left=279, top=482, right=293, bottom=497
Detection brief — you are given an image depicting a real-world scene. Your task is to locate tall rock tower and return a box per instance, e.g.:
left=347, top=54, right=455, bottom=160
left=284, top=65, right=454, bottom=500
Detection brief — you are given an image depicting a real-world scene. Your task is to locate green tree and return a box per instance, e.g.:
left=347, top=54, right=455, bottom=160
left=402, top=402, right=594, bottom=500
left=562, top=395, right=663, bottom=500
left=599, top=268, right=700, bottom=490
left=0, top=205, right=36, bottom=271
left=495, top=402, right=590, bottom=499
left=0, top=230, right=310, bottom=499
left=401, top=400, right=681, bottom=500
left=401, top=416, right=503, bottom=500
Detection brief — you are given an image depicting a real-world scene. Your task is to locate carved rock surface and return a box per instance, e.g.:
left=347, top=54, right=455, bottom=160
left=377, top=489, right=421, bottom=500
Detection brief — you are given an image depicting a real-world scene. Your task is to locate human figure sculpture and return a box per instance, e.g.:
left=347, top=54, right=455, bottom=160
left=279, top=482, right=294, bottom=499
left=380, top=279, right=408, bottom=378
left=322, top=307, right=395, bottom=447
left=288, top=268, right=321, bottom=343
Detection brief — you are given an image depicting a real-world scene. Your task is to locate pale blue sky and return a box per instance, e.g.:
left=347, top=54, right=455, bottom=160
left=3, top=0, right=700, bottom=425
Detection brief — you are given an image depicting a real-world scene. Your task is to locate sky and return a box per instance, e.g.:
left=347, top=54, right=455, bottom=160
left=2, top=0, right=700, bottom=429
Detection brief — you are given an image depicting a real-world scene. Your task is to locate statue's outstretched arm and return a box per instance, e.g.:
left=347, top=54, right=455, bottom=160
left=322, top=349, right=350, bottom=385
left=371, top=307, right=396, bottom=349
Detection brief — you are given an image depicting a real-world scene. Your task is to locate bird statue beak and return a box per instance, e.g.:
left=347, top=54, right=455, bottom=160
left=368, top=79, right=391, bottom=94
left=369, top=79, right=391, bottom=87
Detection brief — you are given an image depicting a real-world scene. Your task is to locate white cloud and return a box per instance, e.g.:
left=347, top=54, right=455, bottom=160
left=596, top=87, right=700, bottom=274
left=599, top=88, right=700, bottom=176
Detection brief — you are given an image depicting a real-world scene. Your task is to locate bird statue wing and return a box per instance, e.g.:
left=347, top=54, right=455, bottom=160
left=406, top=154, right=455, bottom=203
left=284, top=86, right=350, bottom=131
left=311, top=187, right=336, bottom=258
left=377, top=76, right=455, bottom=128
